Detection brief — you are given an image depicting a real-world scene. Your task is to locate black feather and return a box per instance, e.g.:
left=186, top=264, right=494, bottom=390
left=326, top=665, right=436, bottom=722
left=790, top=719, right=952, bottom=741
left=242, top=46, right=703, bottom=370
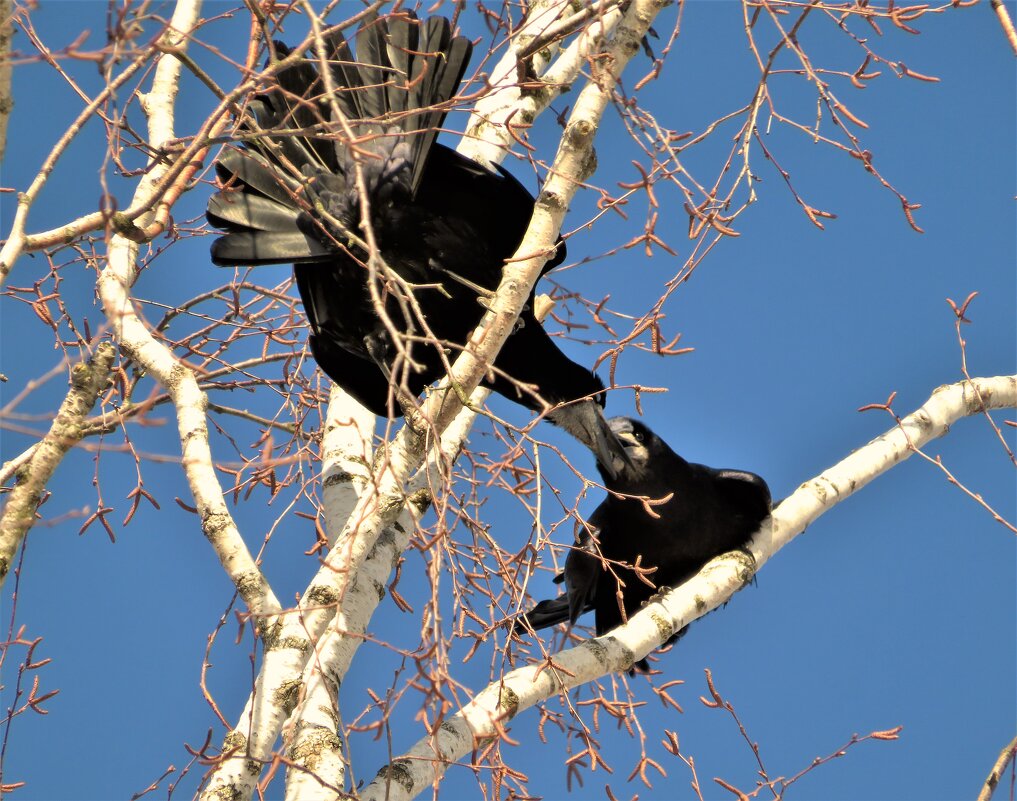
left=206, top=192, right=300, bottom=233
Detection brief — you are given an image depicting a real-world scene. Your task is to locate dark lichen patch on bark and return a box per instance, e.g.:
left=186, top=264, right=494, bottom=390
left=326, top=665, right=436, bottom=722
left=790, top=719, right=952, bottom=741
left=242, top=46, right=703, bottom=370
left=307, top=583, right=339, bottom=606
left=273, top=677, right=304, bottom=712
left=375, top=759, right=415, bottom=793
left=498, top=685, right=520, bottom=719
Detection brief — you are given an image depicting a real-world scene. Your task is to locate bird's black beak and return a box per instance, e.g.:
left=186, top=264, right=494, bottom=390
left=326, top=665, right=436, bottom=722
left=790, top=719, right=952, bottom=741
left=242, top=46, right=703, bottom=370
left=548, top=402, right=634, bottom=480
left=592, top=413, right=632, bottom=481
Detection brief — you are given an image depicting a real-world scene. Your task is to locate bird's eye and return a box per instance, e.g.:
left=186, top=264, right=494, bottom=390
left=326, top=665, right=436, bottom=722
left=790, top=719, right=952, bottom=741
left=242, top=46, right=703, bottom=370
left=633, top=431, right=644, bottom=443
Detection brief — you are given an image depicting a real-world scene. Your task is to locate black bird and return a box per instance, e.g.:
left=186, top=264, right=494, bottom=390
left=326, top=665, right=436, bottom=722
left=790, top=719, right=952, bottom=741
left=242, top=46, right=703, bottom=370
left=206, top=14, right=628, bottom=474
left=516, top=417, right=771, bottom=672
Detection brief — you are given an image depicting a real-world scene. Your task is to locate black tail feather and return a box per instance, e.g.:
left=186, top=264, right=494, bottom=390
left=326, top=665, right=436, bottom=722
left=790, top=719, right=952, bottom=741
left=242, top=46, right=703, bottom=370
left=210, top=231, right=332, bottom=266
left=208, top=13, right=473, bottom=267
left=410, top=28, right=471, bottom=192
left=353, top=22, right=388, bottom=119
left=206, top=192, right=300, bottom=233
left=345, top=14, right=472, bottom=194
left=323, top=31, right=366, bottom=121
left=383, top=16, right=417, bottom=117
left=215, top=148, right=303, bottom=208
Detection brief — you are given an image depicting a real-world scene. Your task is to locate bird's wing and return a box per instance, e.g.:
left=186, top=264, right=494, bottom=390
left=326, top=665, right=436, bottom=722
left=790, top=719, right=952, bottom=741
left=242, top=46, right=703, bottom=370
left=712, top=469, right=772, bottom=525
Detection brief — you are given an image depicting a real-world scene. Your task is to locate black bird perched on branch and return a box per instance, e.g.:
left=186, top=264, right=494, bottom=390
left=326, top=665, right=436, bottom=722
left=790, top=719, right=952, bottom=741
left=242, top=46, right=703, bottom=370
left=206, top=13, right=628, bottom=474
left=516, top=417, right=771, bottom=672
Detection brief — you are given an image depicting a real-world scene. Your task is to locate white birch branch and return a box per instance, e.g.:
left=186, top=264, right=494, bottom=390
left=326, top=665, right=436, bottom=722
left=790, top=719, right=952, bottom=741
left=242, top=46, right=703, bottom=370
left=0, top=54, right=150, bottom=288
left=0, top=343, right=115, bottom=586
left=281, top=397, right=487, bottom=801
left=459, top=0, right=623, bottom=167
left=281, top=497, right=424, bottom=801
left=95, top=0, right=280, bottom=622
left=197, top=388, right=376, bottom=801
left=320, top=386, right=376, bottom=547
left=460, top=0, right=568, bottom=167
left=0, top=0, right=12, bottom=165
left=204, top=427, right=470, bottom=801
left=279, top=386, right=376, bottom=801
left=359, top=374, right=1017, bottom=801
left=200, top=448, right=423, bottom=801
left=977, top=733, right=1017, bottom=801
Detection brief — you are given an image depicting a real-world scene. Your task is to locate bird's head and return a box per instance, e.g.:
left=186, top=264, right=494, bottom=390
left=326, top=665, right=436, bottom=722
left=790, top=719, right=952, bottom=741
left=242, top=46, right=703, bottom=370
left=598, top=416, right=673, bottom=483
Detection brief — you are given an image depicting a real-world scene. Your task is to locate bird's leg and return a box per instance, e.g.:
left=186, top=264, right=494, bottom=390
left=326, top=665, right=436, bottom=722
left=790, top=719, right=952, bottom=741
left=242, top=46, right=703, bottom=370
left=363, top=330, right=422, bottom=420
left=510, top=303, right=529, bottom=333
left=734, top=546, right=759, bottom=587
left=644, top=584, right=673, bottom=605
left=430, top=262, right=497, bottom=308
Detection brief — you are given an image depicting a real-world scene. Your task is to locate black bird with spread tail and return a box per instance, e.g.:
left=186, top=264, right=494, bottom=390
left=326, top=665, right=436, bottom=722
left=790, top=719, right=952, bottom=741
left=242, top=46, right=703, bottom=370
left=517, top=417, right=771, bottom=672
left=206, top=13, right=628, bottom=473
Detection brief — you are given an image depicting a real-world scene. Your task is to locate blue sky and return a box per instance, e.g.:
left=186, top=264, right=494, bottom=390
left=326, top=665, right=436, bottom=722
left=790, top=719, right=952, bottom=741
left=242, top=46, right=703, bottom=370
left=1, top=2, right=1014, bottom=800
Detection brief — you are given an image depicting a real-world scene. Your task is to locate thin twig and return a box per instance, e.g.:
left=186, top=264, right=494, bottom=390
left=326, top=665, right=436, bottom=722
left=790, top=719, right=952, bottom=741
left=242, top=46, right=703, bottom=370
left=990, top=0, right=1017, bottom=55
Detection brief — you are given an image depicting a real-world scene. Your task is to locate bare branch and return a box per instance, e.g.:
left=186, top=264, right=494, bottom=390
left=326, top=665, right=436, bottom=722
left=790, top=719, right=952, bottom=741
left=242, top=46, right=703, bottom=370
left=0, top=35, right=150, bottom=287
left=0, top=343, right=115, bottom=586
left=459, top=0, right=624, bottom=167
left=0, top=0, right=12, bottom=163
left=990, top=0, right=1017, bottom=56
left=977, top=733, right=1017, bottom=801
left=96, top=0, right=280, bottom=619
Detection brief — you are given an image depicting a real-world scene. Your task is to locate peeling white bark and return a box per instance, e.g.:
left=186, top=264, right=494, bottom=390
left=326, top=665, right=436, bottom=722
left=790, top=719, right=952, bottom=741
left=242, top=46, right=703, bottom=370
left=281, top=494, right=422, bottom=801
left=275, top=388, right=376, bottom=799
left=320, top=386, right=376, bottom=546
left=459, top=0, right=623, bottom=167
